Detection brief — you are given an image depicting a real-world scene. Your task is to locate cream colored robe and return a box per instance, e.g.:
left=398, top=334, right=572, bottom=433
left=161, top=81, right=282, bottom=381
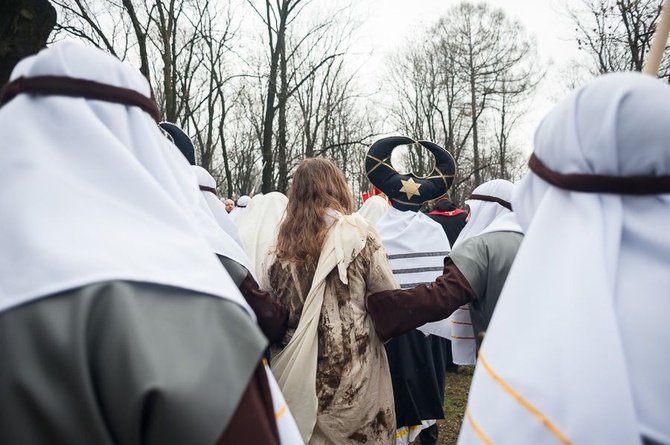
left=268, top=221, right=398, bottom=444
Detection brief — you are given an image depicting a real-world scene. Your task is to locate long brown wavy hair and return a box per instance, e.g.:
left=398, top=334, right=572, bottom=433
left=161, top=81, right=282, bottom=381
left=275, top=157, right=354, bottom=266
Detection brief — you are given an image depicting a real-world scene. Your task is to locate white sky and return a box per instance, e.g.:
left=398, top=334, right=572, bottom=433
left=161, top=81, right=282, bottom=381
left=350, top=0, right=587, bottom=153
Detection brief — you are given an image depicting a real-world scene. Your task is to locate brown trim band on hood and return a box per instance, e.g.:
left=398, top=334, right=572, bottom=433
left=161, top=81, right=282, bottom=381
left=529, top=153, right=670, bottom=195
left=468, top=194, right=512, bottom=211
left=199, top=185, right=217, bottom=195
left=0, top=76, right=160, bottom=123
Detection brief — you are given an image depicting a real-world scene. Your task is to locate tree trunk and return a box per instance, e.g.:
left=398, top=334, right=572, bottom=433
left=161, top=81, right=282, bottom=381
left=499, top=93, right=507, bottom=179
left=121, top=0, right=151, bottom=88
left=276, top=40, right=288, bottom=193
left=155, top=0, right=176, bottom=122
left=0, top=0, right=56, bottom=86
left=260, top=0, right=289, bottom=193
left=219, top=97, right=234, bottom=196
left=469, top=66, right=480, bottom=187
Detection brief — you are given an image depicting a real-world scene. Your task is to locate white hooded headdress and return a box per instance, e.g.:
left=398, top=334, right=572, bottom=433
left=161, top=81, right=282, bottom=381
left=459, top=72, right=670, bottom=445
left=0, top=42, right=252, bottom=317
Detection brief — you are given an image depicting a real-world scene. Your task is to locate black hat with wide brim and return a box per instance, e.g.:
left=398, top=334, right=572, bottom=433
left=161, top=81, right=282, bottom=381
left=365, top=136, right=456, bottom=211
left=159, top=122, right=196, bottom=165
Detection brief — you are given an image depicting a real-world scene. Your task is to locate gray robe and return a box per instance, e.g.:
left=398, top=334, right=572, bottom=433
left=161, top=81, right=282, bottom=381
left=0, top=281, right=267, bottom=445
left=449, top=231, right=524, bottom=348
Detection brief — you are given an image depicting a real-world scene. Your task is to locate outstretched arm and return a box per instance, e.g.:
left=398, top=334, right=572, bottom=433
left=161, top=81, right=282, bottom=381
left=365, top=260, right=476, bottom=343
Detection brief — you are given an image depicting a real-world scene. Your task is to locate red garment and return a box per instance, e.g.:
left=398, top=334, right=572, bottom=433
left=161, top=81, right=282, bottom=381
left=429, top=208, right=467, bottom=217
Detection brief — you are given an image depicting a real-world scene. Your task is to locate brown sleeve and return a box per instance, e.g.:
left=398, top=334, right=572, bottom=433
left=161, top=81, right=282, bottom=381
left=217, top=362, right=280, bottom=445
left=365, top=260, right=476, bottom=343
left=238, top=272, right=289, bottom=345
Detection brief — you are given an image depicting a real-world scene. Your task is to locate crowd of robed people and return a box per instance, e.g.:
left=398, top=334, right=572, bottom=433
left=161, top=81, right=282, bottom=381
left=0, top=41, right=668, bottom=445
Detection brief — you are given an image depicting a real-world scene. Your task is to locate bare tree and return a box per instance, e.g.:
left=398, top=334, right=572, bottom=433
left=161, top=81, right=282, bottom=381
left=441, top=2, right=538, bottom=187
left=568, top=0, right=670, bottom=78
left=383, top=1, right=541, bottom=203
left=52, top=0, right=241, bottom=178
left=52, top=0, right=150, bottom=83
left=245, top=0, right=352, bottom=193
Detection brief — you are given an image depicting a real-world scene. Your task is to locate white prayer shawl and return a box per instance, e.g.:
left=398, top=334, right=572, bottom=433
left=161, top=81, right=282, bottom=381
left=0, top=41, right=252, bottom=318
left=375, top=208, right=451, bottom=291
left=193, top=166, right=245, bottom=249
left=375, top=207, right=450, bottom=443
left=264, top=364, right=304, bottom=444
left=442, top=180, right=522, bottom=365
left=459, top=72, right=670, bottom=445
left=271, top=213, right=369, bottom=443
left=237, top=192, right=288, bottom=281
left=356, top=195, right=390, bottom=226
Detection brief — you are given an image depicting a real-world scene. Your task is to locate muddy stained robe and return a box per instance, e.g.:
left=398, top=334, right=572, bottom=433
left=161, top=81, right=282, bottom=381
left=0, top=281, right=280, bottom=445
left=269, top=226, right=397, bottom=444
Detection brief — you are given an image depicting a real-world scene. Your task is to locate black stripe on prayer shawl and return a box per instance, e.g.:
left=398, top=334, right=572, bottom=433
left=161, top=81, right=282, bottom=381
left=387, top=251, right=450, bottom=260
left=392, top=266, right=444, bottom=274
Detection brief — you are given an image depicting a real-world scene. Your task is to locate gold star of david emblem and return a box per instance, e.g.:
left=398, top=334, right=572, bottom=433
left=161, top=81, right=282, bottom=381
left=399, top=177, right=421, bottom=199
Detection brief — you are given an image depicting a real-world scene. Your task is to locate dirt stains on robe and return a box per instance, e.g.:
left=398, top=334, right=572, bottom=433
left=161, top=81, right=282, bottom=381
left=267, top=229, right=396, bottom=444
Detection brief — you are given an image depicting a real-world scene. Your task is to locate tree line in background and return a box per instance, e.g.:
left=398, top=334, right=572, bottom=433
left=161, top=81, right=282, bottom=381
left=1, top=0, right=668, bottom=206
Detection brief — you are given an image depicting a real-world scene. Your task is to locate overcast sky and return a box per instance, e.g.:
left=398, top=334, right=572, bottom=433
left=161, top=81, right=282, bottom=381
left=350, top=0, right=586, bottom=153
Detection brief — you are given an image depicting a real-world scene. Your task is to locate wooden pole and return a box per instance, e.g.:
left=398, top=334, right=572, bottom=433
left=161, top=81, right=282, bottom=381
left=643, top=0, right=670, bottom=76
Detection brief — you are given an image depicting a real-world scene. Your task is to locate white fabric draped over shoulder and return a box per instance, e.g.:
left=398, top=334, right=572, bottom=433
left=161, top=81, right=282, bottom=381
left=237, top=192, right=288, bottom=284
left=459, top=72, right=670, bottom=445
left=0, top=41, right=252, bottom=318
left=375, top=207, right=451, bottom=268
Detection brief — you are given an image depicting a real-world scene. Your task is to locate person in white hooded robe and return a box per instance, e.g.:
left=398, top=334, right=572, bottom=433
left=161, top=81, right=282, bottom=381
left=230, top=194, right=251, bottom=224
left=160, top=121, right=246, bottom=250
left=0, top=42, right=301, bottom=445
left=457, top=72, right=670, bottom=445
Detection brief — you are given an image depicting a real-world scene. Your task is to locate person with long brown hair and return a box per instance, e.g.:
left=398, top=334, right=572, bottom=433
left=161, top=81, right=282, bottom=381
left=264, top=157, right=399, bottom=444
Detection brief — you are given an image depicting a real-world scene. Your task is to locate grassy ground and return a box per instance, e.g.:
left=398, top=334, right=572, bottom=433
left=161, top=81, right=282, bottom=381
left=436, top=366, right=474, bottom=445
